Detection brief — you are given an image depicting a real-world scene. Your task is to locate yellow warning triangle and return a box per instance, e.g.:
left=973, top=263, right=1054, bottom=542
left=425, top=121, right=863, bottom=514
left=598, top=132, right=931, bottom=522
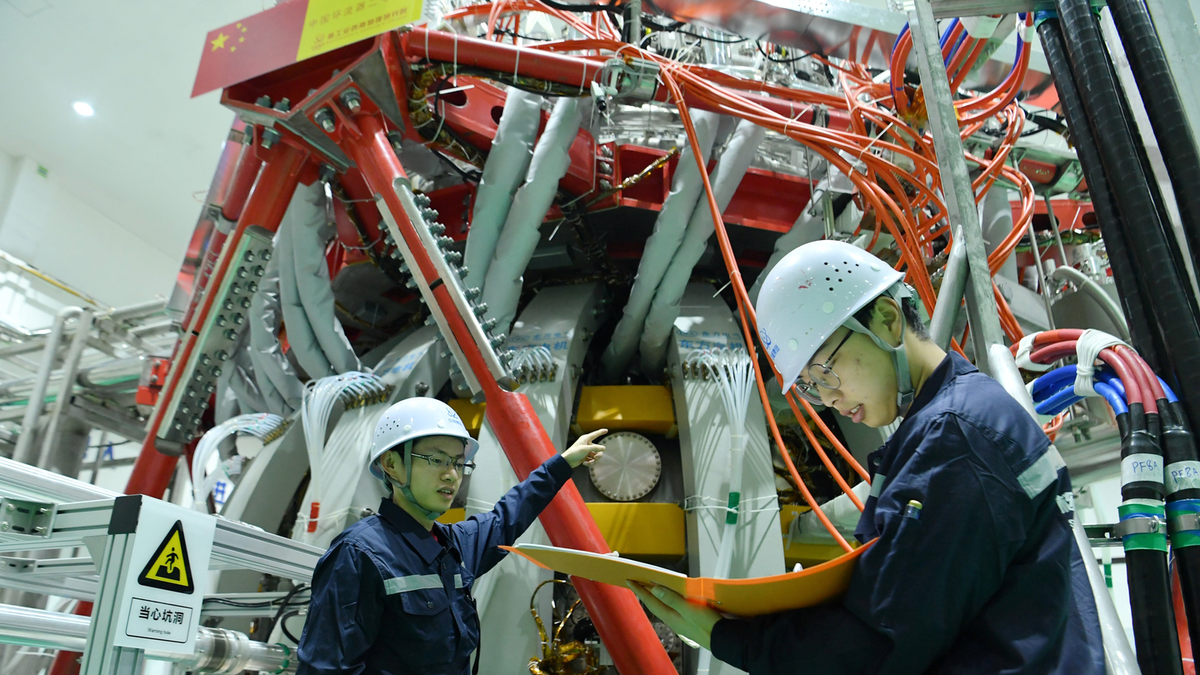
left=138, top=520, right=194, bottom=594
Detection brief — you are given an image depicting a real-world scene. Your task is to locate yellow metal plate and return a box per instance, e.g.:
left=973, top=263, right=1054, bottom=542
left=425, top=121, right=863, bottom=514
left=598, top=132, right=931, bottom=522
left=577, top=386, right=675, bottom=434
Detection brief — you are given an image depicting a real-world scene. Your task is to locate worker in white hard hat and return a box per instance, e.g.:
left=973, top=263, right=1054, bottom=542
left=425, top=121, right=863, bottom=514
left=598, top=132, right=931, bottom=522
left=296, top=396, right=607, bottom=675
left=630, top=240, right=1105, bottom=674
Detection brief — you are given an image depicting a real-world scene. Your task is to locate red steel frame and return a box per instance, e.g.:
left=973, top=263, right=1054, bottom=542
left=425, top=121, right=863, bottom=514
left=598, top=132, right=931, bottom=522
left=116, top=29, right=678, bottom=675
left=110, top=20, right=1093, bottom=675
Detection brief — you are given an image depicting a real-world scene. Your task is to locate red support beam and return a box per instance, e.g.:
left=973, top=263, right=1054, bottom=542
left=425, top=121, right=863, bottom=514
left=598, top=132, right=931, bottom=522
left=141, top=141, right=308, bottom=466
left=341, top=112, right=675, bottom=675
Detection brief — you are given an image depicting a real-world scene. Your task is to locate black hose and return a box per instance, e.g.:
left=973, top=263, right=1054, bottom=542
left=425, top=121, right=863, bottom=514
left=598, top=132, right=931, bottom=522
left=1162, top=400, right=1200, bottom=652
left=1054, top=0, right=1200, bottom=464
left=1116, top=403, right=1181, bottom=675
left=1037, top=19, right=1166, bottom=372
left=1106, top=0, right=1200, bottom=274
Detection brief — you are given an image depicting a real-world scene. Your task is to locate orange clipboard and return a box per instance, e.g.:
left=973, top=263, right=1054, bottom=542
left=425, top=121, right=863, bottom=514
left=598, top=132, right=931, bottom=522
left=501, top=539, right=875, bottom=616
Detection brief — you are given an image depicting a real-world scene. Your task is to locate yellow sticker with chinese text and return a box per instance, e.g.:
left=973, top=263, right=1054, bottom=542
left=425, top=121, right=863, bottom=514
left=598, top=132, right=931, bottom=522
left=297, top=0, right=422, bottom=61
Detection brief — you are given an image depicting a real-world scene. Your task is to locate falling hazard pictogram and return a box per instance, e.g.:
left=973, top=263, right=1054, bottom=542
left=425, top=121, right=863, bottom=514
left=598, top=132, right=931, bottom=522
left=137, top=520, right=195, bottom=594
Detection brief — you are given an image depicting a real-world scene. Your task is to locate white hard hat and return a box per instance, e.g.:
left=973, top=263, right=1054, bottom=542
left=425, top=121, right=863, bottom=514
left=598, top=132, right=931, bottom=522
left=755, top=240, right=908, bottom=394
left=369, top=397, right=480, bottom=480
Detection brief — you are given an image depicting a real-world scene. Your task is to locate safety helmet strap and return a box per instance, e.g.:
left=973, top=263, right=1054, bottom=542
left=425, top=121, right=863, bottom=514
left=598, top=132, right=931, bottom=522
left=841, top=283, right=916, bottom=417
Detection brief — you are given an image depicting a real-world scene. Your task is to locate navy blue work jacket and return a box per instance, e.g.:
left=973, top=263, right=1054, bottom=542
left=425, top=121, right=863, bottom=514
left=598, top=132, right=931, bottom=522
left=711, top=353, right=1106, bottom=675
left=296, top=454, right=575, bottom=675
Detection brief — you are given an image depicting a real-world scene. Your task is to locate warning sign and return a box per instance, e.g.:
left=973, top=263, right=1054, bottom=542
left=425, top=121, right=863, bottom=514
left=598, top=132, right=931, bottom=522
left=138, top=521, right=194, bottom=594
left=112, top=500, right=215, bottom=654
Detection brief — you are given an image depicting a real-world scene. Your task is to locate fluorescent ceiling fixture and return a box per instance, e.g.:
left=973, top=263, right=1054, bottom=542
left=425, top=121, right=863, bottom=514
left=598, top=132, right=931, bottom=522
left=72, top=102, right=94, bottom=117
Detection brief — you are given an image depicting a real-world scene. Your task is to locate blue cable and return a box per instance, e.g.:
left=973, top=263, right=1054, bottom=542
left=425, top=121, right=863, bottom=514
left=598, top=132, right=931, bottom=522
left=940, top=18, right=959, bottom=50
left=1096, top=370, right=1127, bottom=401
left=891, top=24, right=910, bottom=107
left=1031, top=365, right=1077, bottom=402
left=1159, top=378, right=1179, bottom=403
left=1006, top=14, right=1027, bottom=81
left=1035, top=386, right=1084, bottom=417
left=1095, top=382, right=1129, bottom=416
left=947, top=30, right=968, bottom=66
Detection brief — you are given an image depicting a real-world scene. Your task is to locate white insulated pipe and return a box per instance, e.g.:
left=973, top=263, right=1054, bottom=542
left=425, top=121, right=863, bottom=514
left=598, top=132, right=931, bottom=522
left=1049, top=265, right=1131, bottom=341
left=639, top=120, right=767, bottom=373
left=463, top=89, right=543, bottom=293
left=248, top=251, right=304, bottom=415
left=290, top=184, right=360, bottom=375
left=481, top=97, right=584, bottom=335
left=0, top=604, right=295, bottom=674
left=12, top=307, right=82, bottom=466
left=37, top=309, right=94, bottom=470
left=277, top=184, right=360, bottom=379
left=601, top=110, right=722, bottom=379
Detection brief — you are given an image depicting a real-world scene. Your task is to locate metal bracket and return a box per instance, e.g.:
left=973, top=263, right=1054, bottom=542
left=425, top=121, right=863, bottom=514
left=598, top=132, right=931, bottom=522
left=1170, top=512, right=1200, bottom=534
left=599, top=57, right=660, bottom=102
left=1114, top=515, right=1167, bottom=538
left=0, top=498, right=56, bottom=537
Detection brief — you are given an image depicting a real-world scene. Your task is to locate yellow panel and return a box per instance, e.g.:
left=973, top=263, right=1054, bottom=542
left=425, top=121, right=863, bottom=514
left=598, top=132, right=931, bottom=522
left=434, top=504, right=684, bottom=559
left=447, top=400, right=485, bottom=437
left=437, top=508, right=465, bottom=525
left=586, top=502, right=686, bottom=560
left=779, top=505, right=855, bottom=569
left=577, top=386, right=675, bottom=434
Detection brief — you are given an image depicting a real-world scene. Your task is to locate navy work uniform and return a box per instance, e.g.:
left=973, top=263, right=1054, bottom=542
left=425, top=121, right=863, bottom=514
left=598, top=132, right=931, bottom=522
left=296, top=454, right=575, bottom=675
left=711, top=353, right=1107, bottom=674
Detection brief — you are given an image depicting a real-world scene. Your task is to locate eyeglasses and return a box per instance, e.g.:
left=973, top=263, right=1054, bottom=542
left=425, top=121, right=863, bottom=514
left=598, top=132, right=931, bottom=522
left=410, top=452, right=476, bottom=476
left=794, top=330, right=854, bottom=404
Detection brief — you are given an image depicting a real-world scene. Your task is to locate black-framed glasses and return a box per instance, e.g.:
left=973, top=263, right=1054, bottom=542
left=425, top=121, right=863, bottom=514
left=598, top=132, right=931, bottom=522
left=794, top=330, right=854, bottom=404
left=410, top=452, right=476, bottom=476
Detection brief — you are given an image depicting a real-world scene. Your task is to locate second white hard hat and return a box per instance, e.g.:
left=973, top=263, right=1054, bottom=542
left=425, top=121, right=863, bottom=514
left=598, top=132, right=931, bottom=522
left=755, top=240, right=905, bottom=393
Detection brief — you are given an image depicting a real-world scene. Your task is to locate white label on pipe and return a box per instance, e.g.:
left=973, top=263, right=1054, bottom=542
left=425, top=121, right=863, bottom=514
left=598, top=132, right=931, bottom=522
left=1122, top=453, right=1164, bottom=486
left=1166, top=460, right=1200, bottom=494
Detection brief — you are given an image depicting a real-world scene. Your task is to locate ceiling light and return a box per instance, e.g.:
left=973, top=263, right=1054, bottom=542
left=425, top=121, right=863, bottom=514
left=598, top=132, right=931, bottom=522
left=73, top=102, right=94, bottom=117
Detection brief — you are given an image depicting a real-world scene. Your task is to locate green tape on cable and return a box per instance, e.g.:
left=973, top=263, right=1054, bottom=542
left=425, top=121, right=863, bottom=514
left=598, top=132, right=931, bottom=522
left=1167, top=499, right=1200, bottom=548
left=1118, top=502, right=1169, bottom=553
left=726, top=492, right=740, bottom=526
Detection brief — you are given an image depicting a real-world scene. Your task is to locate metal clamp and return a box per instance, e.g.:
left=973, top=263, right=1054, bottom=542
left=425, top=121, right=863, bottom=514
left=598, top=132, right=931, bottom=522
left=0, top=498, right=56, bottom=537
left=1170, top=512, right=1200, bottom=534
left=1114, top=515, right=1167, bottom=538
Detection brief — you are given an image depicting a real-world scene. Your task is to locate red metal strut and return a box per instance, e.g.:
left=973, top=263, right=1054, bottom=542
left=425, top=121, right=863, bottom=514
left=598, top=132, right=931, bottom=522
left=342, top=113, right=676, bottom=675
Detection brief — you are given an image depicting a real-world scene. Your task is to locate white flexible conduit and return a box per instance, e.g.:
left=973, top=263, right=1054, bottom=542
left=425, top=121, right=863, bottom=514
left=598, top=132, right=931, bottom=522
left=192, top=413, right=287, bottom=510
left=747, top=177, right=833, bottom=305
left=1049, top=265, right=1131, bottom=341
left=481, top=97, right=584, bottom=335
left=685, top=348, right=755, bottom=675
left=277, top=184, right=361, bottom=379
left=248, top=252, right=304, bottom=415
left=601, top=110, right=722, bottom=380
left=639, top=119, right=767, bottom=373
left=463, top=89, right=544, bottom=292
left=298, top=372, right=390, bottom=545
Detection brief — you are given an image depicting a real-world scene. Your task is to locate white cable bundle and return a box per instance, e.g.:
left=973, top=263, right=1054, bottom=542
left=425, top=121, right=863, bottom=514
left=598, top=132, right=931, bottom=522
left=507, top=345, right=556, bottom=383
left=299, top=372, right=390, bottom=544
left=687, top=347, right=755, bottom=675
left=192, top=413, right=287, bottom=511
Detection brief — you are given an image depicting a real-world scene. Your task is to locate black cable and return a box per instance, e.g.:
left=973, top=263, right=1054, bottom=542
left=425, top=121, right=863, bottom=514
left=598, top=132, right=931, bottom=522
left=538, top=0, right=620, bottom=14
left=279, top=611, right=303, bottom=645
left=754, top=40, right=815, bottom=64
left=1038, top=19, right=1162, bottom=372
left=1051, top=2, right=1190, bottom=671
left=493, top=28, right=553, bottom=42
left=642, top=17, right=747, bottom=43
left=1107, top=0, right=1200, bottom=282
left=267, top=583, right=308, bottom=641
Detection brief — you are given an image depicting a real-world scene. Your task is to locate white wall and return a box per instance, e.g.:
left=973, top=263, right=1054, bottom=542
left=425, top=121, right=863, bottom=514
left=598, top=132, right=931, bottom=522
left=0, top=148, right=181, bottom=316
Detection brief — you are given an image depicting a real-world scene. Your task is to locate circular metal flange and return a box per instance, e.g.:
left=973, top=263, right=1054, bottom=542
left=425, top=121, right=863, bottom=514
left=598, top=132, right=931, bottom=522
left=588, top=431, right=662, bottom=501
